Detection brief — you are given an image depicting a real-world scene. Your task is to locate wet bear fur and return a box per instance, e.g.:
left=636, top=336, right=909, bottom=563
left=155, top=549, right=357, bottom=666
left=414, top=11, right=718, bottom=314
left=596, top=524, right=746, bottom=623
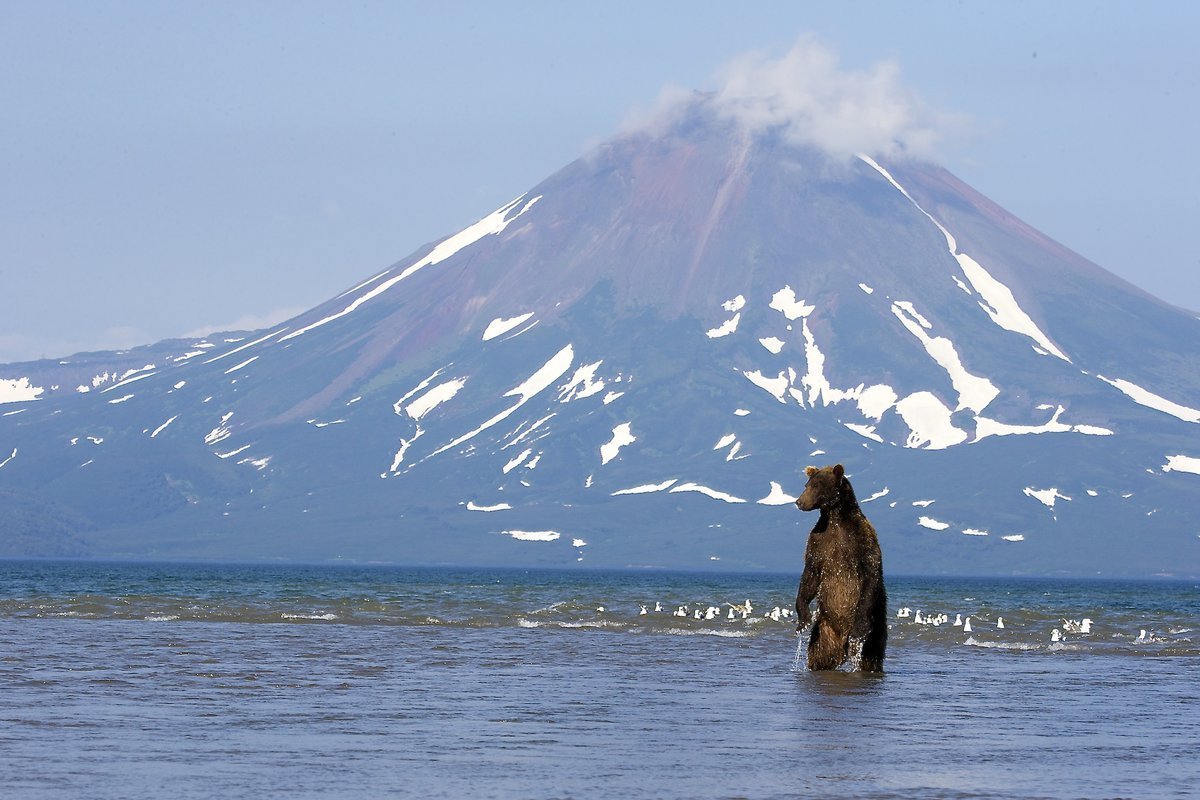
left=795, top=464, right=887, bottom=672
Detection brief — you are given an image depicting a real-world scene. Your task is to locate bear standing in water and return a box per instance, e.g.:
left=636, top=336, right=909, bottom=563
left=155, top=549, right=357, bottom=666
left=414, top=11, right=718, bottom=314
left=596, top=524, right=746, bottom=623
left=794, top=464, right=887, bottom=672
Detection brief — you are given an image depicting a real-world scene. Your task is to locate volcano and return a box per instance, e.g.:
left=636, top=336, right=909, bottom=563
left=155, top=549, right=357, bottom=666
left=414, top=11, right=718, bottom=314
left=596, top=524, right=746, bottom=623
left=3, top=106, right=1199, bottom=577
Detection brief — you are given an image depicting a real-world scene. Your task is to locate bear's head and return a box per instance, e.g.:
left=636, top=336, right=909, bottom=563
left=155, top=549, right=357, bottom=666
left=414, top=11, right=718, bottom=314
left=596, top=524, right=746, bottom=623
left=796, top=464, right=846, bottom=512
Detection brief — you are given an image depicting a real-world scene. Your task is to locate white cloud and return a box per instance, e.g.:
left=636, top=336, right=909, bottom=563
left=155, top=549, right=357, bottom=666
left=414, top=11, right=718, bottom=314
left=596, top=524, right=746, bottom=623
left=180, top=307, right=305, bottom=339
left=628, top=34, right=967, bottom=161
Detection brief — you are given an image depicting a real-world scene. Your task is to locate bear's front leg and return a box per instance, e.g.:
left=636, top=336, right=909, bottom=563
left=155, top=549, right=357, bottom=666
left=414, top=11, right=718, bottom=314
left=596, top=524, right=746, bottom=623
left=795, top=553, right=819, bottom=631
left=795, top=598, right=811, bottom=631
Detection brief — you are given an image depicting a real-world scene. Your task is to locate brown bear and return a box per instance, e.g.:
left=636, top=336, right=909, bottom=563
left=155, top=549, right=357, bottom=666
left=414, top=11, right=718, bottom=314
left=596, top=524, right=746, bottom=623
left=794, top=464, right=887, bottom=672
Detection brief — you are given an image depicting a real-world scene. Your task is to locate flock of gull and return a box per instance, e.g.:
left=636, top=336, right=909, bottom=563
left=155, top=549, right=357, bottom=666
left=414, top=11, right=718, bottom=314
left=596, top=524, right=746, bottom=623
left=624, top=600, right=1161, bottom=644
left=636, top=599, right=785, bottom=621
left=891, top=607, right=1160, bottom=644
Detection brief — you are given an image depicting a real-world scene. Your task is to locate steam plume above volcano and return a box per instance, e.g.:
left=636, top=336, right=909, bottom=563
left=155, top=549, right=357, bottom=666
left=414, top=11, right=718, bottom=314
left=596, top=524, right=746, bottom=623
left=630, top=34, right=968, bottom=160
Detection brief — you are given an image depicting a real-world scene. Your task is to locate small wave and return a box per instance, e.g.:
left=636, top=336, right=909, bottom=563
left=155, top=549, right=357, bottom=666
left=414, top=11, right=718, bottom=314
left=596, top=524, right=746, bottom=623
left=281, top=612, right=338, bottom=621
left=144, top=615, right=179, bottom=622
left=661, top=628, right=751, bottom=638
left=964, top=636, right=1040, bottom=651
left=516, top=618, right=623, bottom=630
left=527, top=601, right=570, bottom=615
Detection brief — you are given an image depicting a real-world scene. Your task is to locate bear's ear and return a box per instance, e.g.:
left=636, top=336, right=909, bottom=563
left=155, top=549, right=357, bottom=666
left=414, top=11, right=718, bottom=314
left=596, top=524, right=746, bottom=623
left=833, top=464, right=845, bottom=479
left=805, top=465, right=818, bottom=477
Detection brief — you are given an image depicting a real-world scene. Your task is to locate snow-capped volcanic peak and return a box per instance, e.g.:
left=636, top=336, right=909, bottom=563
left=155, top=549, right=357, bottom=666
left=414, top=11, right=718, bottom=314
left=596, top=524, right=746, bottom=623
left=2, top=109, right=1198, bottom=578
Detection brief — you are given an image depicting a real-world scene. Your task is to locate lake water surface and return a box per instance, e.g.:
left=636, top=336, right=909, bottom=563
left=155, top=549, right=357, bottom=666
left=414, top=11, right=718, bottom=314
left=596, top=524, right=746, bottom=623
left=1, top=562, right=1196, bottom=799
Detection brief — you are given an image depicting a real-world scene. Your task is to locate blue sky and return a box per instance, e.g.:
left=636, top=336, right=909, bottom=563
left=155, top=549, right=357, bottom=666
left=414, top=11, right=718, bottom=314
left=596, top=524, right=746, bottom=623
left=2, top=2, right=1197, bottom=363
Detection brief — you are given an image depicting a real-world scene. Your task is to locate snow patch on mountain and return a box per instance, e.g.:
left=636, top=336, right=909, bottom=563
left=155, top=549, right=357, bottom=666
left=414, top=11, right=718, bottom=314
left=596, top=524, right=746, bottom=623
left=862, top=486, right=889, bottom=503
left=669, top=482, right=746, bottom=503
left=150, top=416, right=178, bottom=438
left=859, top=154, right=1069, bottom=362
left=844, top=423, right=883, bottom=443
left=1097, top=375, right=1200, bottom=423
left=891, top=301, right=999, bottom=413
left=759, top=336, right=785, bottom=354
left=894, top=391, right=967, bottom=449
left=975, top=405, right=1113, bottom=441
left=428, top=344, right=575, bottom=459
left=503, top=413, right=556, bottom=450
left=503, top=530, right=560, bottom=542
left=612, top=479, right=678, bottom=496
left=559, top=361, right=606, bottom=402
left=1073, top=424, right=1114, bottom=436
left=955, top=253, right=1070, bottom=361
left=600, top=422, right=636, bottom=465
left=467, top=501, right=512, bottom=512
left=504, top=448, right=533, bottom=474
left=1162, top=455, right=1200, bottom=475
left=77, top=367, right=152, bottom=394
left=204, top=412, right=235, bottom=446
left=769, top=286, right=815, bottom=320
left=406, top=378, right=467, bottom=421
left=483, top=312, right=535, bottom=341
left=204, top=328, right=287, bottom=365
left=857, top=385, right=898, bottom=421
left=386, top=428, right=424, bottom=475
left=283, top=194, right=541, bottom=342
left=706, top=314, right=741, bottom=338
left=1024, top=487, right=1070, bottom=509
left=757, top=481, right=798, bottom=505
left=743, top=369, right=790, bottom=403
left=0, top=377, right=43, bottom=404
left=102, top=367, right=157, bottom=393
left=240, top=455, right=271, bottom=471
left=223, top=355, right=259, bottom=375
left=801, top=319, right=857, bottom=406
left=394, top=368, right=450, bottom=415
